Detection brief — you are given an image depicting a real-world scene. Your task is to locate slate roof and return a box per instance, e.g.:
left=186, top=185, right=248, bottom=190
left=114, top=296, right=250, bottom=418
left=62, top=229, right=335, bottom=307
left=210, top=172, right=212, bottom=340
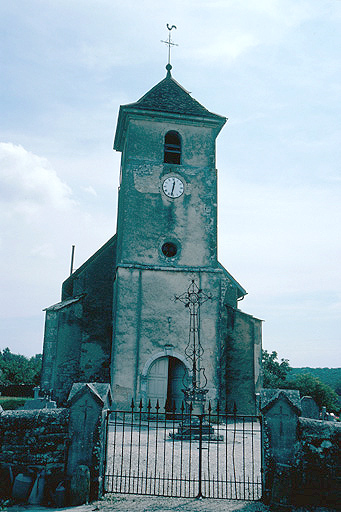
left=114, top=69, right=226, bottom=151
left=125, top=69, right=225, bottom=121
left=217, top=262, right=247, bottom=299
left=63, top=235, right=117, bottom=284
left=260, top=389, right=302, bottom=415
left=43, top=295, right=84, bottom=312
left=67, top=382, right=112, bottom=406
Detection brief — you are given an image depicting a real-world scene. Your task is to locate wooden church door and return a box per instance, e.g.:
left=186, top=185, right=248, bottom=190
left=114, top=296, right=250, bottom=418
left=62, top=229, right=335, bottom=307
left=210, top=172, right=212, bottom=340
left=167, top=357, right=186, bottom=411
left=147, top=356, right=187, bottom=410
left=147, top=357, right=169, bottom=408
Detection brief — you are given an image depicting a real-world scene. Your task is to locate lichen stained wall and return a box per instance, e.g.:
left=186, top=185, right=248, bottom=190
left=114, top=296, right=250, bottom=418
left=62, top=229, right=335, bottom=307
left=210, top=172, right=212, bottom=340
left=221, top=306, right=262, bottom=414
left=111, top=266, right=229, bottom=409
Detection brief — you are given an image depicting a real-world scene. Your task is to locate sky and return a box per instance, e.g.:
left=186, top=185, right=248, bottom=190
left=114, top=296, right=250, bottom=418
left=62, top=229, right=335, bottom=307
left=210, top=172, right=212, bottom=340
left=0, top=0, right=340, bottom=368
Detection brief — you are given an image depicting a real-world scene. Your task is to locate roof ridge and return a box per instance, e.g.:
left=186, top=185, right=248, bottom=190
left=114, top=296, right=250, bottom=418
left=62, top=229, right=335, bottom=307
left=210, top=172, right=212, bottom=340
left=120, top=73, right=225, bottom=121
left=135, top=73, right=190, bottom=104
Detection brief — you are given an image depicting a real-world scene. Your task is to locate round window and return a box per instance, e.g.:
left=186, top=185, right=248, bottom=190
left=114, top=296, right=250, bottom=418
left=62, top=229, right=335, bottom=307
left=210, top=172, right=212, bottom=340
left=161, top=242, right=177, bottom=258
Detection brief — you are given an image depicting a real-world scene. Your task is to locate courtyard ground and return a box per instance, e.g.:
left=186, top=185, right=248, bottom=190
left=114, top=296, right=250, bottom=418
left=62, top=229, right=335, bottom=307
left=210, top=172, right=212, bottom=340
left=4, top=495, right=338, bottom=512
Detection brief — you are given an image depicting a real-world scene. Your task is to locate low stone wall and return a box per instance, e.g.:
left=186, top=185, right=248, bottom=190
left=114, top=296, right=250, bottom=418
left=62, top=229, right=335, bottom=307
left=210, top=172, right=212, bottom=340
left=0, top=383, right=111, bottom=506
left=293, top=417, right=340, bottom=507
left=0, top=408, right=69, bottom=467
left=261, top=389, right=340, bottom=509
left=0, top=408, right=69, bottom=500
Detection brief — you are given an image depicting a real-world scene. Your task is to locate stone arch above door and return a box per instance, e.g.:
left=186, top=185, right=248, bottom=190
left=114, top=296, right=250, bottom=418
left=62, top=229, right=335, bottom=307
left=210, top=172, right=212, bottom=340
left=141, top=348, right=190, bottom=378
left=140, top=348, right=191, bottom=409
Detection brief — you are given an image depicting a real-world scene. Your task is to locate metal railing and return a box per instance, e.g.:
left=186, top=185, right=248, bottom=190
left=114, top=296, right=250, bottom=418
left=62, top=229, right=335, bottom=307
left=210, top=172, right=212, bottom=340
left=104, top=400, right=262, bottom=500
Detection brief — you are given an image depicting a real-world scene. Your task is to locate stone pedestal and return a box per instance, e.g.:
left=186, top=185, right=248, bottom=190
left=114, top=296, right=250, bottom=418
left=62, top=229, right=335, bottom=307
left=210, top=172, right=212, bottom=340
left=170, top=416, right=222, bottom=441
left=170, top=390, right=223, bottom=441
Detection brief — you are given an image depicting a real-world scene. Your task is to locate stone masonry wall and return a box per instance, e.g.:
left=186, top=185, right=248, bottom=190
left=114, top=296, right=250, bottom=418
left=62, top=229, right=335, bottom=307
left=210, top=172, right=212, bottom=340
left=0, top=408, right=69, bottom=499
left=293, top=417, right=340, bottom=507
left=222, top=306, right=262, bottom=415
left=261, top=390, right=340, bottom=509
left=0, top=408, right=69, bottom=467
left=41, top=236, right=117, bottom=406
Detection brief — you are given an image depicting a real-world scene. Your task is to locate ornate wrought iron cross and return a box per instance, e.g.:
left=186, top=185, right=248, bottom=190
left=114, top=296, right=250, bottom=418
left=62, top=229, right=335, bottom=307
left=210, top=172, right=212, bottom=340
left=161, top=24, right=178, bottom=66
left=174, top=280, right=212, bottom=396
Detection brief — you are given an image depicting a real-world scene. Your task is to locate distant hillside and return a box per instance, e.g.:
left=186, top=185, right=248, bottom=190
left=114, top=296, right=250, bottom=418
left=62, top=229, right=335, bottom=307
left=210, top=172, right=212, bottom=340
left=288, top=367, right=341, bottom=394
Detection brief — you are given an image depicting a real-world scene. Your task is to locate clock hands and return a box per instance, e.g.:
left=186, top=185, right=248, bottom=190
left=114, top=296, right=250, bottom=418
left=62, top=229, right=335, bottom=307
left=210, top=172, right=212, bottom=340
left=162, top=176, right=184, bottom=198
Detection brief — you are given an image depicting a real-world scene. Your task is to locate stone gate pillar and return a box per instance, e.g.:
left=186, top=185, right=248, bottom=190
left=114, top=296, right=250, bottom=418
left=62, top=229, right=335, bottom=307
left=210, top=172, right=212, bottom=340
left=260, top=389, right=301, bottom=508
left=67, top=383, right=112, bottom=505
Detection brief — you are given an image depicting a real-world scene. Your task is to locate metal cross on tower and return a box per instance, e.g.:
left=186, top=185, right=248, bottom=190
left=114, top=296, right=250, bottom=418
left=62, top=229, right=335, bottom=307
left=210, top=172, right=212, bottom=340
left=161, top=24, right=178, bottom=67
left=174, top=280, right=212, bottom=405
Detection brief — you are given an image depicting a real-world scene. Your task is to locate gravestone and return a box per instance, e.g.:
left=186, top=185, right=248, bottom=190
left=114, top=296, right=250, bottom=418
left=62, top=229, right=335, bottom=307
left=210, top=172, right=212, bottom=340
left=23, top=398, right=56, bottom=410
left=261, top=389, right=301, bottom=464
left=260, top=389, right=301, bottom=507
left=23, top=385, right=57, bottom=410
left=67, top=383, right=112, bottom=503
left=301, top=396, right=319, bottom=419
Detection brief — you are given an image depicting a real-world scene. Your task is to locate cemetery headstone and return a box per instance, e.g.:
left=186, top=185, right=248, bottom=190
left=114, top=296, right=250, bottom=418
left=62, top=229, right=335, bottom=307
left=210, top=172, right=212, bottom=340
left=301, top=396, right=319, bottom=419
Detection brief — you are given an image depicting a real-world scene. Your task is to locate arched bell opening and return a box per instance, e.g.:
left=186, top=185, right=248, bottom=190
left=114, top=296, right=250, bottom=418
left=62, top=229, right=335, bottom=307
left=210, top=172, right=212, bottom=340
left=164, top=131, right=181, bottom=164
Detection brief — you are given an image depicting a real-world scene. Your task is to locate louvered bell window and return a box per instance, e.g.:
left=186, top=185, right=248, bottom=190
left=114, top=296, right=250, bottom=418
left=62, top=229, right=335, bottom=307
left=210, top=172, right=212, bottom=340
left=164, top=131, right=181, bottom=164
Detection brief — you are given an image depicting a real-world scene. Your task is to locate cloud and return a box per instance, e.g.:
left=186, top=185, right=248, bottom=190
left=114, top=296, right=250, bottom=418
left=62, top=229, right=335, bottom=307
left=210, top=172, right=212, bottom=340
left=0, top=142, right=74, bottom=217
left=178, top=0, right=319, bottom=65
left=82, top=185, right=98, bottom=197
left=218, top=179, right=341, bottom=297
left=79, top=43, right=126, bottom=71
left=0, top=0, right=339, bottom=365
left=30, top=243, right=55, bottom=259
left=0, top=142, right=115, bottom=329
left=190, top=32, right=258, bottom=62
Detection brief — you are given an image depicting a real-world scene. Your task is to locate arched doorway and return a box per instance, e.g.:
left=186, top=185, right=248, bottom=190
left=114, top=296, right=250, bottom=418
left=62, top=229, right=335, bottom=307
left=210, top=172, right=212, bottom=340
left=147, top=356, right=187, bottom=411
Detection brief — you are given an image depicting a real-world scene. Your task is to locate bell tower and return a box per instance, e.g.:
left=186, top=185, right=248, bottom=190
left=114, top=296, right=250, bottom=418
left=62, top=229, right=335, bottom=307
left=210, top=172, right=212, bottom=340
left=110, top=66, right=235, bottom=408
left=113, top=65, right=226, bottom=269
left=109, top=63, right=263, bottom=414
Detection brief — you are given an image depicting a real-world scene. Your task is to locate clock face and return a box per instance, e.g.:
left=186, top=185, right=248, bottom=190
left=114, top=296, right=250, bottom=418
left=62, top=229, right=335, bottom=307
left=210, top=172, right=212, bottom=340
left=162, top=177, right=184, bottom=198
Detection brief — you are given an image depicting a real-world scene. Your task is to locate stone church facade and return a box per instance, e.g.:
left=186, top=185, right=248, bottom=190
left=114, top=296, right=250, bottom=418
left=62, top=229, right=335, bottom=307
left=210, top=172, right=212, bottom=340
left=41, top=67, right=262, bottom=414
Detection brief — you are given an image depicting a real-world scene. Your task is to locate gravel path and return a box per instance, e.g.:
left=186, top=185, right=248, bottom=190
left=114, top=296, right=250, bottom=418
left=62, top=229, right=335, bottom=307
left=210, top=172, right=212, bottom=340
left=5, top=496, right=337, bottom=512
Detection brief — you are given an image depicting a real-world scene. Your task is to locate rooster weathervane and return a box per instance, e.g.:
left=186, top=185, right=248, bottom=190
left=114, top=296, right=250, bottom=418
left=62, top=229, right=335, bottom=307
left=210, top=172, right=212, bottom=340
left=161, top=24, right=178, bottom=67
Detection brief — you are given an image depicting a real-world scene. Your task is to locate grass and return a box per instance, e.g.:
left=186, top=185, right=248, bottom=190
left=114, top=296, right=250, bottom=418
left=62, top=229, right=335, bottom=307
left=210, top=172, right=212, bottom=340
left=0, top=396, right=33, bottom=410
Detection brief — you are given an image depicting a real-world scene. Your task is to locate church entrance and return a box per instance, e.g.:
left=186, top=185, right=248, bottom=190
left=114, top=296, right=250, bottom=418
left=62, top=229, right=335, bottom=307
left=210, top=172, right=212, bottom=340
left=147, top=356, right=186, bottom=410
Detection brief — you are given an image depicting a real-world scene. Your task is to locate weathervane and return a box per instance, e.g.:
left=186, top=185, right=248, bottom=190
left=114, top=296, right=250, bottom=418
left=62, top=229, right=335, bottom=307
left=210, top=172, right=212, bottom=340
left=161, top=24, right=178, bottom=67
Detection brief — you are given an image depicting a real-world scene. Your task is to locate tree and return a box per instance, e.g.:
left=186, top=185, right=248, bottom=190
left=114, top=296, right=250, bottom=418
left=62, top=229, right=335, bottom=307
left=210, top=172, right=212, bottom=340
left=261, top=349, right=340, bottom=413
left=262, top=350, right=291, bottom=388
left=287, top=373, right=339, bottom=413
left=0, top=348, right=42, bottom=386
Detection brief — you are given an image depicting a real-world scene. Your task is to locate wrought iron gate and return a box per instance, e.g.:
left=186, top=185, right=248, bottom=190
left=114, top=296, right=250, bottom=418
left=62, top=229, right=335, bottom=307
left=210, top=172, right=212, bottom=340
left=104, top=401, right=262, bottom=500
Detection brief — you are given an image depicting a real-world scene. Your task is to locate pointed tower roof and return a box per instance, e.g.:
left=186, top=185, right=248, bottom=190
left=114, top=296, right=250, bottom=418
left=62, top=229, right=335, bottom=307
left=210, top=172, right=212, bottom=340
left=114, top=66, right=226, bottom=151
left=127, top=67, right=225, bottom=119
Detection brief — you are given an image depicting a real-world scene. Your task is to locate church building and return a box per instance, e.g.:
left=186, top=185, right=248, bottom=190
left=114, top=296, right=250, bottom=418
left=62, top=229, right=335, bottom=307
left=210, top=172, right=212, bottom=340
left=40, top=64, right=262, bottom=414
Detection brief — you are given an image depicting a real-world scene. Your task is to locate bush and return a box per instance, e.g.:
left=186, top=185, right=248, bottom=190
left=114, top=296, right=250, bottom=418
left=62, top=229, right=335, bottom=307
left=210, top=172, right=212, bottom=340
left=287, top=373, right=340, bottom=413
left=0, top=385, right=34, bottom=398
left=262, top=350, right=291, bottom=388
left=0, top=348, right=41, bottom=387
